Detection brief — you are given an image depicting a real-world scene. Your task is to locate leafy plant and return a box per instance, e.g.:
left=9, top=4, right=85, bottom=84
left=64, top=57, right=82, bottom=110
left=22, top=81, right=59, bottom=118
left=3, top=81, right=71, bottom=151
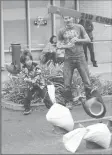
left=2, top=64, right=112, bottom=105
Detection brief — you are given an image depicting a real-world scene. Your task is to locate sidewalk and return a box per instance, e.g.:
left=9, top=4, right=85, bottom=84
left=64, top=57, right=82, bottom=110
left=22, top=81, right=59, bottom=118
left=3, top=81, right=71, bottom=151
left=88, top=63, right=112, bottom=75
left=88, top=63, right=112, bottom=81
left=1, top=63, right=112, bottom=154
left=2, top=105, right=112, bottom=154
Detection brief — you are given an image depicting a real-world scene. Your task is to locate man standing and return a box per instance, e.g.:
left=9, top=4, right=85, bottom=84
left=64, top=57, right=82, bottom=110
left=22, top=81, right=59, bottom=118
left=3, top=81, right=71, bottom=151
left=79, top=19, right=98, bottom=67
left=57, top=16, right=93, bottom=109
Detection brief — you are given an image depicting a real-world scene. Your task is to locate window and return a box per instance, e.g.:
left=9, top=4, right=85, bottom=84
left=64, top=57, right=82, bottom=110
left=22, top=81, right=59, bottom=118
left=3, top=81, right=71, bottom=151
left=3, top=1, right=27, bottom=50
left=29, top=0, right=51, bottom=48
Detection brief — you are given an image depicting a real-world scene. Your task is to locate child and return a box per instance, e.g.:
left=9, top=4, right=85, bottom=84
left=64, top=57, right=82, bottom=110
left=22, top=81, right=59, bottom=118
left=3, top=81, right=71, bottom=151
left=41, top=35, right=65, bottom=66
left=41, top=35, right=57, bottom=66
left=20, top=50, right=47, bottom=115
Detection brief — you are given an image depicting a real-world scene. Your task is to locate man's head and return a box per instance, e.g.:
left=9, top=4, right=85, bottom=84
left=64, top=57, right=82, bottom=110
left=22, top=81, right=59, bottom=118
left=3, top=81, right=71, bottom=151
left=63, top=16, right=74, bottom=27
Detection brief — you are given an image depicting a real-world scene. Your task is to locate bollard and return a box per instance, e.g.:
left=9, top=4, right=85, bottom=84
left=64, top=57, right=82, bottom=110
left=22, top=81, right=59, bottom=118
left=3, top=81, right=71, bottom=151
left=11, top=43, right=21, bottom=69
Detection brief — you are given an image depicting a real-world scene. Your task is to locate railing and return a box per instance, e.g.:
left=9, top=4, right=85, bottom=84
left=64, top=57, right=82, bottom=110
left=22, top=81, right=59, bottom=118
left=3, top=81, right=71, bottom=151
left=4, top=43, right=46, bottom=53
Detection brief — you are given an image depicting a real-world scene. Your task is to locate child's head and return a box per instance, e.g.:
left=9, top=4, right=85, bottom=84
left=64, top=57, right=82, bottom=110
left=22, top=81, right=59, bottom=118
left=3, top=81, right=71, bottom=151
left=20, top=50, right=33, bottom=67
left=49, top=35, right=57, bottom=44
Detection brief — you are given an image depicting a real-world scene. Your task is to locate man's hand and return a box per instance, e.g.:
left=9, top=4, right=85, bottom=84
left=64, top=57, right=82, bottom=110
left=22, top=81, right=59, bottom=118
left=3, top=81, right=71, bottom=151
left=57, top=42, right=64, bottom=49
left=66, top=42, right=75, bottom=48
left=70, top=37, right=79, bottom=44
left=57, top=42, right=75, bottom=49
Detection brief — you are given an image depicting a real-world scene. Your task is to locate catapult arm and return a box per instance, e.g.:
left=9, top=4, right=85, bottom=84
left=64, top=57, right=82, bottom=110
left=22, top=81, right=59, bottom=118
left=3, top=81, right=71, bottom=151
left=48, top=6, right=112, bottom=26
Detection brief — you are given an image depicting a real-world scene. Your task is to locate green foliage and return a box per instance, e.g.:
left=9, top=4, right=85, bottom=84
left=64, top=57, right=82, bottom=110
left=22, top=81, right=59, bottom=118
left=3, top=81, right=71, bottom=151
left=2, top=64, right=112, bottom=105
left=2, top=73, right=29, bottom=104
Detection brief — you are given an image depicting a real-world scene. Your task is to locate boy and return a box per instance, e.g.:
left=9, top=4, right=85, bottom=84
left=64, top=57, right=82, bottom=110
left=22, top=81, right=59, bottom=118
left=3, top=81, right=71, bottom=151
left=20, top=50, right=46, bottom=115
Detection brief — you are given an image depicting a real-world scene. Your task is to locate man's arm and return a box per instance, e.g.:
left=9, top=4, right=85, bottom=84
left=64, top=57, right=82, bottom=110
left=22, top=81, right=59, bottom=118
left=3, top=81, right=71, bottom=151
left=57, top=29, right=75, bottom=49
left=42, top=43, right=51, bottom=53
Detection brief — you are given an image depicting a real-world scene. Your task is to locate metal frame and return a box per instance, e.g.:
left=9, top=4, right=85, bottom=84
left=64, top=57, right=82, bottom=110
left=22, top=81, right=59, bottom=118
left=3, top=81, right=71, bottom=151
left=76, top=0, right=79, bottom=11
left=1, top=1, right=5, bottom=67
left=50, top=0, right=56, bottom=36
left=25, top=0, right=31, bottom=52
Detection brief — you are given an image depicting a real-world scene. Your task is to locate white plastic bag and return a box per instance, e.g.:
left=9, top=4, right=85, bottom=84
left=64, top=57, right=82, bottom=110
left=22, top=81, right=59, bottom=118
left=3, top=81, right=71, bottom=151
left=47, top=85, right=56, bottom=104
left=83, top=123, right=111, bottom=149
left=63, top=128, right=87, bottom=153
left=46, top=103, right=74, bottom=131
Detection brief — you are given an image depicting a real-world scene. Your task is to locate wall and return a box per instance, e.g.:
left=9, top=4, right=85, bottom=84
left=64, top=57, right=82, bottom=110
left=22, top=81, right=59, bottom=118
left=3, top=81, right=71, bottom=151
left=4, top=0, right=112, bottom=64
left=3, top=0, right=76, bottom=63
left=3, top=0, right=51, bottom=63
left=3, top=1, right=27, bottom=50
left=79, top=0, right=112, bottom=64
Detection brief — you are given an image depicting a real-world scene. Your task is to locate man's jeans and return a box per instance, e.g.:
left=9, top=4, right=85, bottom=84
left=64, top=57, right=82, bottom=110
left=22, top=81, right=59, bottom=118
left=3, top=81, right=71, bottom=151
left=63, top=56, right=92, bottom=103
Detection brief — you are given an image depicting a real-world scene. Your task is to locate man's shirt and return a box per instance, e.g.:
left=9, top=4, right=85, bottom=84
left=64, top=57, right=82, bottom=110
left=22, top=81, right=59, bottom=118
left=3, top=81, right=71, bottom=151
left=58, top=24, right=88, bottom=59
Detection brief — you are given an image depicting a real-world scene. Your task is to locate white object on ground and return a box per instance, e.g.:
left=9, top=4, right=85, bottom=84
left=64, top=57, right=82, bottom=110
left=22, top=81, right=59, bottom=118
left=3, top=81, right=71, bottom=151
left=46, top=103, right=74, bottom=131
left=63, top=127, right=87, bottom=153
left=47, top=85, right=56, bottom=104
left=83, top=123, right=111, bottom=149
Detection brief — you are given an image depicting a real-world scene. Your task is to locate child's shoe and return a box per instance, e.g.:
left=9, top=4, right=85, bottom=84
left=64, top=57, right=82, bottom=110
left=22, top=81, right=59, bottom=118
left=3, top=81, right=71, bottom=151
left=23, top=108, right=31, bottom=115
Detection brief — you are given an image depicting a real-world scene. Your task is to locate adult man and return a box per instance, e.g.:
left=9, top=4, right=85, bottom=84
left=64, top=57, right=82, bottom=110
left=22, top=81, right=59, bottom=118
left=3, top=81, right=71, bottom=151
left=79, top=19, right=98, bottom=67
left=57, top=16, right=93, bottom=109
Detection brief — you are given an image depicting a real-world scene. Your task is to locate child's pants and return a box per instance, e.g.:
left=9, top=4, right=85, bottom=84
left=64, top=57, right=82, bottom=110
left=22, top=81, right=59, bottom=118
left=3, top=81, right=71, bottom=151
left=24, top=85, right=45, bottom=110
left=24, top=85, right=53, bottom=110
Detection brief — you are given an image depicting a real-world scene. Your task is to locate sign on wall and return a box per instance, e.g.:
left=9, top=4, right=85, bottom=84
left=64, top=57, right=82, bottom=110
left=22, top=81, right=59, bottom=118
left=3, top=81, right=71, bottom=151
left=34, top=16, right=47, bottom=26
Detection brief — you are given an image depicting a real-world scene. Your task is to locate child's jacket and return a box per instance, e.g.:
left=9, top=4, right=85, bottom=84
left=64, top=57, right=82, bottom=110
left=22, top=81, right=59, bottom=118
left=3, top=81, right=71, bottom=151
left=21, top=62, right=45, bottom=89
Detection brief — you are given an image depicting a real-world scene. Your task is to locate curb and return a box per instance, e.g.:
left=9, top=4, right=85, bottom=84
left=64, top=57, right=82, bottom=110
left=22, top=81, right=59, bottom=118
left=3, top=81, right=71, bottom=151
left=1, top=100, right=45, bottom=111
left=1, top=95, right=112, bottom=111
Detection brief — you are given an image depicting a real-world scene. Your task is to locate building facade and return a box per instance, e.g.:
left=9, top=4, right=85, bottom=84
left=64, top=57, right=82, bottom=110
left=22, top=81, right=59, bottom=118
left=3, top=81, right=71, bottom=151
left=1, top=0, right=112, bottom=67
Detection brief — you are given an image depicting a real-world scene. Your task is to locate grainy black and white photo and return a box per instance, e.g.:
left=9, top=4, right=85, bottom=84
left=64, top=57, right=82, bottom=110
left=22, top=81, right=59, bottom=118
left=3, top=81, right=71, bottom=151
left=1, top=0, right=112, bottom=154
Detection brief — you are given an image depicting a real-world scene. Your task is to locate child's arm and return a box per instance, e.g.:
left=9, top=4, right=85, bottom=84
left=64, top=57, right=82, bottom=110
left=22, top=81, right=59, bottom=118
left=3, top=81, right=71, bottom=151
left=42, top=43, right=51, bottom=53
left=31, top=65, right=45, bottom=88
left=31, top=66, right=42, bottom=83
left=20, top=67, right=33, bottom=83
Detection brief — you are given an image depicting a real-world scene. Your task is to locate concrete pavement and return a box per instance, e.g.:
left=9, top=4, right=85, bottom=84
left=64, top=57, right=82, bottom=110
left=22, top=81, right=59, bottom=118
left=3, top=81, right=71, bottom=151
left=88, top=63, right=112, bottom=81
left=2, top=107, right=112, bottom=154
left=1, top=62, right=112, bottom=154
left=89, top=63, right=112, bottom=75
